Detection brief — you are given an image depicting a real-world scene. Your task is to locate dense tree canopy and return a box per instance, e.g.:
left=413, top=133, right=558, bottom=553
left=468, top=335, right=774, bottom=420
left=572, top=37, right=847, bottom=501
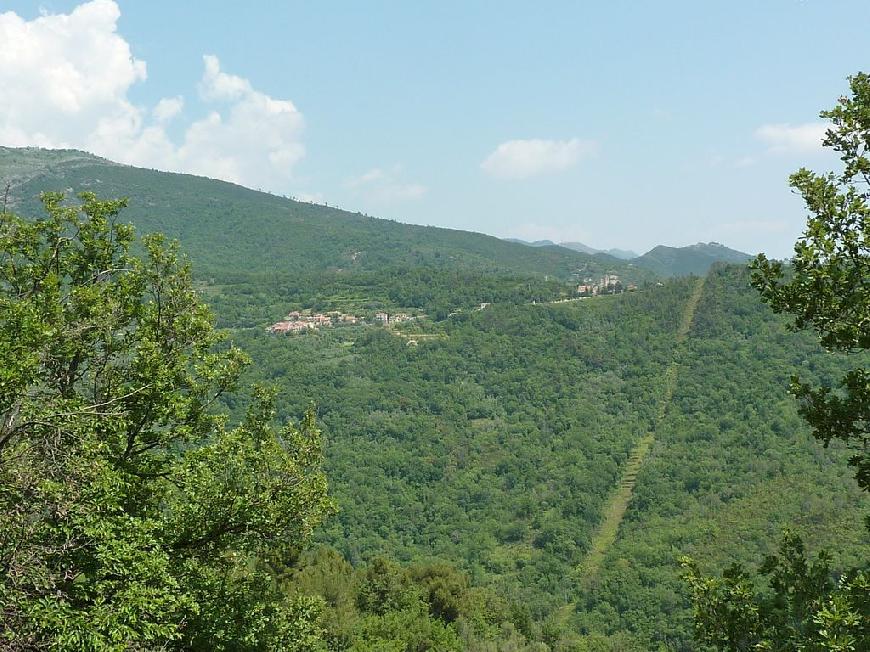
left=751, top=73, right=869, bottom=494
left=0, top=127, right=864, bottom=648
left=0, top=193, right=333, bottom=650
left=683, top=73, right=870, bottom=652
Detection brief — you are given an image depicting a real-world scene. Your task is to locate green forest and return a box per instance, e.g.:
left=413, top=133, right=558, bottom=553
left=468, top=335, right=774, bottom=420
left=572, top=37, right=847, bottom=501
left=1, top=73, right=868, bottom=651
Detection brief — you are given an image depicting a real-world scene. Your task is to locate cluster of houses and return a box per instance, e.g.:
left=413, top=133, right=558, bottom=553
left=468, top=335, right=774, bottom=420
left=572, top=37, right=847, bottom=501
left=267, top=310, right=417, bottom=335
left=267, top=310, right=358, bottom=334
left=266, top=279, right=642, bottom=336
left=577, top=273, right=637, bottom=296
left=373, top=312, right=413, bottom=325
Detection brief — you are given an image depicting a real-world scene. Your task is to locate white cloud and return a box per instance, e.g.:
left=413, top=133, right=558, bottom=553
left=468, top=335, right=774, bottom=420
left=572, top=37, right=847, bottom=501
left=0, top=0, right=146, bottom=147
left=347, top=167, right=427, bottom=203
left=0, top=1, right=305, bottom=193
left=199, top=55, right=252, bottom=101
left=153, top=96, right=184, bottom=123
left=755, top=122, right=828, bottom=154
left=173, top=55, right=305, bottom=189
left=481, top=138, right=597, bottom=180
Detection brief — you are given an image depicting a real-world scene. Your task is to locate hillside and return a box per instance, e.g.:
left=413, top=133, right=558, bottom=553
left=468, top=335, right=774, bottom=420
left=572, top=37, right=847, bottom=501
left=507, top=238, right=639, bottom=260
left=574, top=265, right=867, bottom=644
left=219, top=265, right=866, bottom=648
left=505, top=236, right=751, bottom=272
left=0, top=147, right=642, bottom=284
left=560, top=241, right=639, bottom=259
left=3, top=147, right=864, bottom=649
left=634, top=241, right=753, bottom=276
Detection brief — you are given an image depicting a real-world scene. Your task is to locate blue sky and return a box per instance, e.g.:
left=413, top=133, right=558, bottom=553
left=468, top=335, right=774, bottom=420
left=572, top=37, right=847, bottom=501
left=2, top=1, right=867, bottom=257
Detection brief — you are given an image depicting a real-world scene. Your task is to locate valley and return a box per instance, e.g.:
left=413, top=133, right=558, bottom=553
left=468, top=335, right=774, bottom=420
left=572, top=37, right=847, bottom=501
left=3, top=5, right=869, bottom=650
left=1, top=148, right=866, bottom=650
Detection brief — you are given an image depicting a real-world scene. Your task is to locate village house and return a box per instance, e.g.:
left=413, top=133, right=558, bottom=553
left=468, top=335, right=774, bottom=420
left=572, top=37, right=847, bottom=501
left=267, top=320, right=314, bottom=334
left=268, top=308, right=367, bottom=335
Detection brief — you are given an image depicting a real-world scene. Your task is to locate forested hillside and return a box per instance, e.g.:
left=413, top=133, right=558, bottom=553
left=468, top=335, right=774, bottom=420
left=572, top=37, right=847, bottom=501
left=573, top=264, right=866, bottom=646
left=633, top=242, right=753, bottom=277
left=218, top=264, right=866, bottom=648
left=0, top=147, right=643, bottom=284
left=4, top=1, right=869, bottom=648
left=1, top=152, right=865, bottom=650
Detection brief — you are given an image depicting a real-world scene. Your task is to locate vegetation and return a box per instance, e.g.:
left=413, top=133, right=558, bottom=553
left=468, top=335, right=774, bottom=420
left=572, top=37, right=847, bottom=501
left=0, top=194, right=333, bottom=649
left=216, top=263, right=864, bottom=648
left=0, top=121, right=865, bottom=648
left=0, top=146, right=645, bottom=285
left=633, top=242, right=753, bottom=277
left=681, top=73, right=870, bottom=651
left=752, top=74, right=869, bottom=498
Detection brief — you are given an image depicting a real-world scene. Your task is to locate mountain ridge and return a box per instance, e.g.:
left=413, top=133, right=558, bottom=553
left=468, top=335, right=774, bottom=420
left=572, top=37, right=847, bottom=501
left=505, top=235, right=753, bottom=276
left=0, top=147, right=647, bottom=283
left=2, top=147, right=751, bottom=281
left=633, top=241, right=754, bottom=276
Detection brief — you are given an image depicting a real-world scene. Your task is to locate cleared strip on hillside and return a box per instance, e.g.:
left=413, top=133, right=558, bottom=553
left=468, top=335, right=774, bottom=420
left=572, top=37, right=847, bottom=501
left=574, top=275, right=706, bottom=587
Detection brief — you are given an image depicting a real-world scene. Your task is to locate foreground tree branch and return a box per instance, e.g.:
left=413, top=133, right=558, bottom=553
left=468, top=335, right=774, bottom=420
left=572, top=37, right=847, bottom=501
left=0, top=193, right=334, bottom=650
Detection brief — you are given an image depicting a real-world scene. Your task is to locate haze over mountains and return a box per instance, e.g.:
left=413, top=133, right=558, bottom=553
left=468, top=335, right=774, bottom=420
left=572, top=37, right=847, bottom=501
left=3, top=147, right=753, bottom=281
left=505, top=237, right=754, bottom=276
left=560, top=241, right=639, bottom=260
left=1, top=147, right=642, bottom=282
left=505, top=238, right=640, bottom=260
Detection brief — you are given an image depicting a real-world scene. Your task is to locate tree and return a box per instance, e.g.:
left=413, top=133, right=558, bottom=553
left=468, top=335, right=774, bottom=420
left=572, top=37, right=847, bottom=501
left=682, top=74, right=869, bottom=651
left=751, top=73, right=869, bottom=495
left=0, top=193, right=334, bottom=650
left=682, top=533, right=868, bottom=651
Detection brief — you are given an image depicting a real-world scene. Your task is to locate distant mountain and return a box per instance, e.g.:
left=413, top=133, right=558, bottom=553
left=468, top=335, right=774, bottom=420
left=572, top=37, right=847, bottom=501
left=560, top=241, right=639, bottom=259
left=504, top=238, right=557, bottom=247
left=0, top=147, right=644, bottom=283
left=603, top=247, right=640, bottom=260
left=506, top=236, right=754, bottom=275
left=507, top=238, right=639, bottom=259
left=634, top=242, right=754, bottom=277
left=558, top=241, right=599, bottom=255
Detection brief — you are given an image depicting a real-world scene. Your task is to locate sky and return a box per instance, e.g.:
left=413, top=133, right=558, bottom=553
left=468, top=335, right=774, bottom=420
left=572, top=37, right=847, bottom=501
left=1, top=1, right=868, bottom=258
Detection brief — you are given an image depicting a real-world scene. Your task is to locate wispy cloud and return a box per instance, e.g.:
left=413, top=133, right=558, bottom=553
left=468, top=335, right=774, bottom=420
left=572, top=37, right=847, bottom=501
left=347, top=167, right=426, bottom=203
left=755, top=122, right=828, bottom=154
left=481, top=138, right=597, bottom=180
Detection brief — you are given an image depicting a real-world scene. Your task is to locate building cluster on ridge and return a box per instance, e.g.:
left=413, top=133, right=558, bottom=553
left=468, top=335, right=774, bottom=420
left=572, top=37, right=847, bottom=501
left=267, top=310, right=414, bottom=334
left=577, top=273, right=637, bottom=296
left=266, top=278, right=640, bottom=336
left=374, top=312, right=412, bottom=325
left=267, top=310, right=357, bottom=334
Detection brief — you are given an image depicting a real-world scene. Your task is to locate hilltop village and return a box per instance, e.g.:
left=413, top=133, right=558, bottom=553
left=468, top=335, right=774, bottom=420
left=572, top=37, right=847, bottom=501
left=267, top=274, right=638, bottom=336
left=576, top=273, right=638, bottom=296
left=266, top=310, right=416, bottom=334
